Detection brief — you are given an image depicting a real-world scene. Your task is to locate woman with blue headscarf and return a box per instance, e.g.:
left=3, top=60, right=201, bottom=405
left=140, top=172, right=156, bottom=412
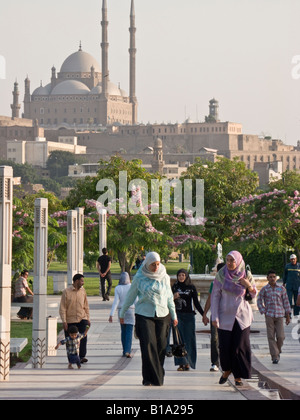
left=120, top=252, right=178, bottom=386
left=109, top=271, right=135, bottom=358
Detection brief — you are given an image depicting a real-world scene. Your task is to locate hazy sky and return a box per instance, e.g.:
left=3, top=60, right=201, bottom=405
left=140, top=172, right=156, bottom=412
left=1, top=0, right=300, bottom=145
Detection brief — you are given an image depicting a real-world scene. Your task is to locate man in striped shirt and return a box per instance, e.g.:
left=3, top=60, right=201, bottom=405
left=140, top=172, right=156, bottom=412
left=257, top=269, right=291, bottom=364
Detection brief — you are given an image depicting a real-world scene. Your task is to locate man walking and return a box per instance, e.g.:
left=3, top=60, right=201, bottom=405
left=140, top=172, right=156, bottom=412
left=97, top=247, right=112, bottom=301
left=59, top=273, right=91, bottom=364
left=283, top=254, right=300, bottom=316
left=257, top=269, right=291, bottom=364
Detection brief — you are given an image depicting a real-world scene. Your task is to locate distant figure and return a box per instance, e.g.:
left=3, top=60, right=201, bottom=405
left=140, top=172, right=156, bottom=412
left=13, top=269, right=34, bottom=320
left=97, top=247, right=112, bottom=301
left=283, top=254, right=300, bottom=316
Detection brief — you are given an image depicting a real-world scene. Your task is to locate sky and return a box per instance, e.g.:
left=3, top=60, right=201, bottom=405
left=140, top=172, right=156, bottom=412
left=1, top=0, right=300, bottom=145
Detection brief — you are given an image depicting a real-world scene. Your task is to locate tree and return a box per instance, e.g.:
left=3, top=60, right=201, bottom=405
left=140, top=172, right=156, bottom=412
left=180, top=156, right=259, bottom=244
left=47, top=150, right=87, bottom=178
left=230, top=189, right=300, bottom=258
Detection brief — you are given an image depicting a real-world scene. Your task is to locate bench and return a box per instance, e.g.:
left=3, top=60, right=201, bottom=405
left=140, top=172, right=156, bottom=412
left=10, top=338, right=28, bottom=356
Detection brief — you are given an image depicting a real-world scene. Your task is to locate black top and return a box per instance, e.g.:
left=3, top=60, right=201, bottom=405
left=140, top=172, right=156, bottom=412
left=97, top=254, right=112, bottom=273
left=172, top=281, right=204, bottom=315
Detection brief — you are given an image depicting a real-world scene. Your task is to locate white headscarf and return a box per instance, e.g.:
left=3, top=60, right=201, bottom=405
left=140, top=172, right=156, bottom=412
left=141, top=251, right=166, bottom=280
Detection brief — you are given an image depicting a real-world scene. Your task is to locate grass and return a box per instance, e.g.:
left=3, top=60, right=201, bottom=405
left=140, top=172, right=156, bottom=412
left=10, top=321, right=62, bottom=367
left=46, top=260, right=190, bottom=296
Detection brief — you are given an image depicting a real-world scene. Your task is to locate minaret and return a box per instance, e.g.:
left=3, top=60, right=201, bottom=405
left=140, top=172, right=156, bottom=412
left=11, top=80, right=21, bottom=119
left=101, top=0, right=109, bottom=98
left=23, top=76, right=31, bottom=118
left=129, top=0, right=137, bottom=125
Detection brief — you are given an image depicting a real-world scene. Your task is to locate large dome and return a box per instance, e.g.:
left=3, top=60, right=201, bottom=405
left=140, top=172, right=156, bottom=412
left=51, top=80, right=91, bottom=95
left=60, top=50, right=101, bottom=73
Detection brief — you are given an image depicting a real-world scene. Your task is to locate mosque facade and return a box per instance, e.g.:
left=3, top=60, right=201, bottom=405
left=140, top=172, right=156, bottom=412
left=20, top=0, right=137, bottom=128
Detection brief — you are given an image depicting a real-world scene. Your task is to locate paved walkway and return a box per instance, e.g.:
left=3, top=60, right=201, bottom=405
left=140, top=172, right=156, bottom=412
left=2, top=295, right=300, bottom=401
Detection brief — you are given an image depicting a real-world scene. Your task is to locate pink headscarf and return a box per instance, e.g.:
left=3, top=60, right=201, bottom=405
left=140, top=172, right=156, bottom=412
left=215, top=250, right=246, bottom=297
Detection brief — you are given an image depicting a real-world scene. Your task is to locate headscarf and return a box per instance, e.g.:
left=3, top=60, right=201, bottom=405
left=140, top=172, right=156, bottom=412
left=215, top=250, right=246, bottom=297
left=119, top=271, right=130, bottom=285
left=140, top=251, right=167, bottom=280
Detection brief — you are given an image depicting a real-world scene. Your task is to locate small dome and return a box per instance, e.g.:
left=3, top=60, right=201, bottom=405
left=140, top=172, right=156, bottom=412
left=89, top=81, right=128, bottom=97
left=60, top=50, right=101, bottom=73
left=90, top=84, right=102, bottom=94
left=51, top=80, right=90, bottom=95
left=32, top=83, right=52, bottom=96
left=154, top=138, right=163, bottom=148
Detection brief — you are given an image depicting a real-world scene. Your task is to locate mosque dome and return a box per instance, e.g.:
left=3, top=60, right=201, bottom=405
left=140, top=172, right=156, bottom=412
left=89, top=81, right=128, bottom=97
left=32, top=83, right=52, bottom=96
left=51, top=80, right=91, bottom=95
left=60, top=50, right=101, bottom=73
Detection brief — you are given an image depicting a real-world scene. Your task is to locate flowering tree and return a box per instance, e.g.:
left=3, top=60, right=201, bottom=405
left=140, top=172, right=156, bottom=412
left=230, top=189, right=300, bottom=257
left=12, top=193, right=67, bottom=271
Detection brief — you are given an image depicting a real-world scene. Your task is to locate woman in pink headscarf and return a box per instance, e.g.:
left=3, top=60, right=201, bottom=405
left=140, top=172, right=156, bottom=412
left=211, top=250, right=257, bottom=386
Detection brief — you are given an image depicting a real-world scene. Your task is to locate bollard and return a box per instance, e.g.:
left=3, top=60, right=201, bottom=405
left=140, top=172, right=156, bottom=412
left=46, top=316, right=57, bottom=356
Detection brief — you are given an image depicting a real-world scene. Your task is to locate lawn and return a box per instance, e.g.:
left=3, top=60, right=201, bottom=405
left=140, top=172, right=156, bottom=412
left=10, top=321, right=62, bottom=367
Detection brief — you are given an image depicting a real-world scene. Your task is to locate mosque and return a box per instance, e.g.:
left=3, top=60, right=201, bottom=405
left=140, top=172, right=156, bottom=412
left=20, top=0, right=137, bottom=128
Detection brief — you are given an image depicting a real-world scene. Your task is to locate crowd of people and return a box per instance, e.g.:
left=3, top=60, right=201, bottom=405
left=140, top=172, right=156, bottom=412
left=15, top=247, right=299, bottom=386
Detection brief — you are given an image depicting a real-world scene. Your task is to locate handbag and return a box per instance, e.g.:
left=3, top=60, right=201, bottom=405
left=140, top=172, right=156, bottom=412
left=170, top=325, right=188, bottom=358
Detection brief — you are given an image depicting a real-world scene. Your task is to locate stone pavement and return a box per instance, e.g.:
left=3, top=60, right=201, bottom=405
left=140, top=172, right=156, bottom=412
left=1, top=295, right=300, bottom=401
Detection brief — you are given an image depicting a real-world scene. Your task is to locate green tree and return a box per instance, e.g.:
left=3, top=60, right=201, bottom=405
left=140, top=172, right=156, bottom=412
left=47, top=150, right=87, bottom=178
left=180, top=156, right=259, bottom=245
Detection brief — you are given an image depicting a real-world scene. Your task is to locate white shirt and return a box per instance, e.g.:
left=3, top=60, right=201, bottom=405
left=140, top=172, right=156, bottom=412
left=110, top=284, right=136, bottom=325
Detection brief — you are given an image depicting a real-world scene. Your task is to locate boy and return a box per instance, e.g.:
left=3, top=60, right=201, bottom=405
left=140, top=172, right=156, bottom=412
left=257, top=269, right=291, bottom=364
left=56, top=325, right=89, bottom=369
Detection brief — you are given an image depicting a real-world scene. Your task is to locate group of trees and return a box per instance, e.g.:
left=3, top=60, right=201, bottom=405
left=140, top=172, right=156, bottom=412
left=11, top=155, right=300, bottom=275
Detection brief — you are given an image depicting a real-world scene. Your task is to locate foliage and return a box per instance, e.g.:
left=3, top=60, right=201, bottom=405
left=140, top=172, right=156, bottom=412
left=47, top=150, right=87, bottom=178
left=180, top=156, right=259, bottom=244
left=230, top=189, right=300, bottom=258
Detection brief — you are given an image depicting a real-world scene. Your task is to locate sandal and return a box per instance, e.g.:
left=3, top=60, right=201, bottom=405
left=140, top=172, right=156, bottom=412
left=177, top=365, right=185, bottom=371
left=184, top=364, right=190, bottom=371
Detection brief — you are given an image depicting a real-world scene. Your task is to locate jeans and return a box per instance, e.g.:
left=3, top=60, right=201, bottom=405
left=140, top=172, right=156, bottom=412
left=287, top=289, right=300, bottom=316
left=120, top=323, right=134, bottom=355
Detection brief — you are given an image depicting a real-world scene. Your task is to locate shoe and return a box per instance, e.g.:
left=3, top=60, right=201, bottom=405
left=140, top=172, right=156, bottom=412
left=184, top=364, right=190, bottom=371
left=210, top=364, right=219, bottom=372
left=219, top=375, right=228, bottom=384
left=142, top=381, right=152, bottom=386
left=177, top=365, right=185, bottom=371
left=235, top=379, right=243, bottom=386
left=80, top=358, right=88, bottom=363
left=105, top=294, right=110, bottom=301
left=125, top=352, right=132, bottom=358
left=272, top=359, right=279, bottom=364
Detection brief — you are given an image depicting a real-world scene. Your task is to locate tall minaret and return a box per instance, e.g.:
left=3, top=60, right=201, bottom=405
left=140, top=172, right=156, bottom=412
left=23, top=76, right=31, bottom=118
left=101, top=0, right=109, bottom=99
left=11, top=80, right=21, bottom=119
left=129, top=0, right=137, bottom=125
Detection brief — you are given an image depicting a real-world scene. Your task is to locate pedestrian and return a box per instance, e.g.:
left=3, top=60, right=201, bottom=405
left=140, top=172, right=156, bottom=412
left=109, top=272, right=136, bottom=358
left=97, top=247, right=112, bottom=301
left=211, top=250, right=257, bottom=386
left=202, top=262, right=225, bottom=372
left=13, top=269, right=34, bottom=320
left=172, top=268, right=204, bottom=371
left=119, top=251, right=178, bottom=386
left=257, top=269, right=291, bottom=364
left=59, top=273, right=91, bottom=364
left=55, top=324, right=89, bottom=369
left=283, top=254, right=300, bottom=316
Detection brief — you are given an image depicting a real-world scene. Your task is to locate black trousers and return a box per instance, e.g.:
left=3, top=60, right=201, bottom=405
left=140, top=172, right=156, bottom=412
left=65, top=319, right=89, bottom=359
left=135, top=313, right=170, bottom=386
left=100, top=272, right=112, bottom=297
left=218, top=319, right=251, bottom=379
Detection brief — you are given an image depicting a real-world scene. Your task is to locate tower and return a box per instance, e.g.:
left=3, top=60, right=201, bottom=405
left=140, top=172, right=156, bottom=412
left=101, top=0, right=109, bottom=99
left=208, top=98, right=219, bottom=122
left=23, top=76, right=31, bottom=118
left=129, top=0, right=137, bottom=125
left=11, top=81, right=21, bottom=119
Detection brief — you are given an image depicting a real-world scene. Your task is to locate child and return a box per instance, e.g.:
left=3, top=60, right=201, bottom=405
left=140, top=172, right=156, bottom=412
left=257, top=269, right=291, bottom=364
left=55, top=325, right=89, bottom=369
